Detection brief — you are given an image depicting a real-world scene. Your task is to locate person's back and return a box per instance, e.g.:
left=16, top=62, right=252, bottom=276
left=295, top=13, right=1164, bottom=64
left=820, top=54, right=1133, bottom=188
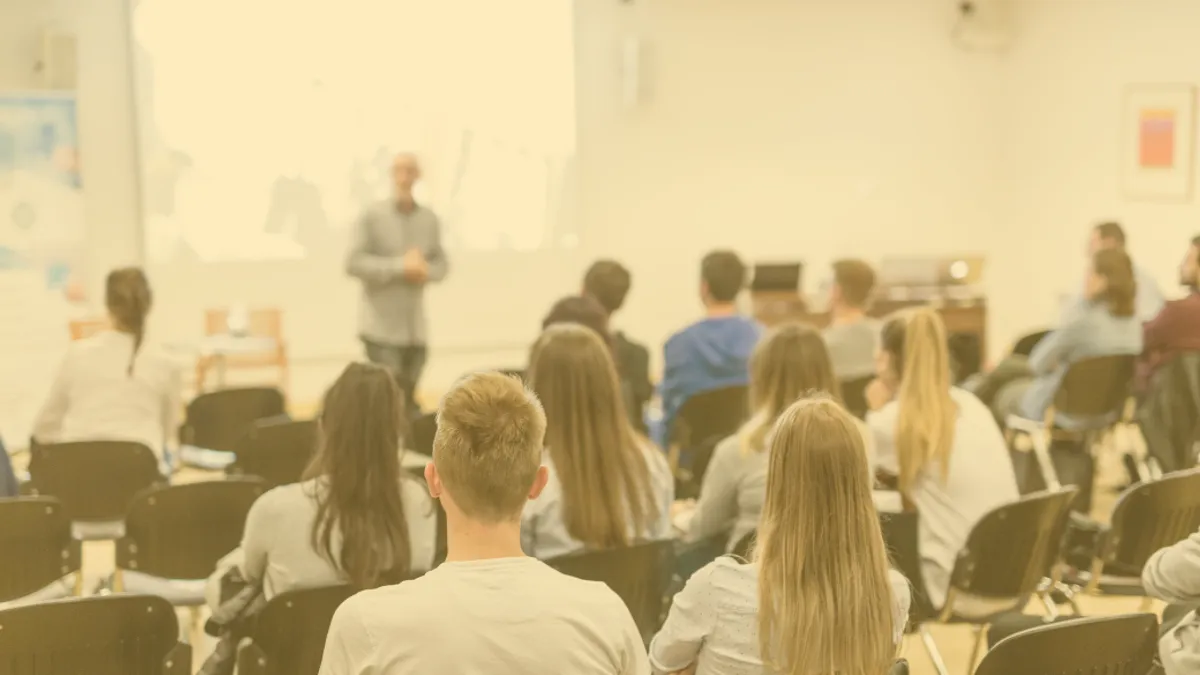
left=823, top=259, right=881, bottom=380
left=320, top=371, right=648, bottom=675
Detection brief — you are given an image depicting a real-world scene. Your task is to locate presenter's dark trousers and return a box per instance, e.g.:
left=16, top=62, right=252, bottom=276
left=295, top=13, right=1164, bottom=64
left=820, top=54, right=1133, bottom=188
left=363, top=340, right=428, bottom=417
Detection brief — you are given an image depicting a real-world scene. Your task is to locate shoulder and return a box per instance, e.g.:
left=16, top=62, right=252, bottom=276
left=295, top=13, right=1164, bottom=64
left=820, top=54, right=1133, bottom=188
left=336, top=578, right=431, bottom=632
left=866, top=400, right=900, bottom=429
left=664, top=324, right=698, bottom=354
left=252, top=480, right=316, bottom=517
left=690, top=556, right=754, bottom=599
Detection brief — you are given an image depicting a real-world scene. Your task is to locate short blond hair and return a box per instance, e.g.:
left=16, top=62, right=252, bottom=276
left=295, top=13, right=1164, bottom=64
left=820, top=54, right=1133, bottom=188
left=433, top=372, right=547, bottom=522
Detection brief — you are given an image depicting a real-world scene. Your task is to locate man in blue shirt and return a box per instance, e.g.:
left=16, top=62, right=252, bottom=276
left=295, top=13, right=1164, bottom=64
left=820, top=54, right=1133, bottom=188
left=656, top=251, right=762, bottom=447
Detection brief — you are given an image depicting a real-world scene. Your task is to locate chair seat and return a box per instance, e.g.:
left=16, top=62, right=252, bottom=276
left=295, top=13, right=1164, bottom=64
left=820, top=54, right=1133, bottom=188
left=73, top=519, right=126, bottom=541
left=0, top=574, right=77, bottom=611
left=120, top=571, right=207, bottom=606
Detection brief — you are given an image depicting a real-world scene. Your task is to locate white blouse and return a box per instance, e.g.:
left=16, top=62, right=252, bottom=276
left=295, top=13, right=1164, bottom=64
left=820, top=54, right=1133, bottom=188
left=33, top=330, right=181, bottom=458
left=521, top=441, right=675, bottom=560
left=649, top=557, right=910, bottom=675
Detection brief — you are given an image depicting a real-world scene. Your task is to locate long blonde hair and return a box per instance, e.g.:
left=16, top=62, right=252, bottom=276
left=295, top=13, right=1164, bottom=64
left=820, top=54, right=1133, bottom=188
left=740, top=323, right=841, bottom=454
left=527, top=324, right=658, bottom=548
left=756, top=396, right=897, bottom=675
left=879, top=307, right=958, bottom=495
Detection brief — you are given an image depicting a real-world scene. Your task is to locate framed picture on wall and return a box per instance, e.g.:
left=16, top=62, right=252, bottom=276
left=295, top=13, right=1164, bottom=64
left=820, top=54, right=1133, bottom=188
left=1123, top=84, right=1197, bottom=201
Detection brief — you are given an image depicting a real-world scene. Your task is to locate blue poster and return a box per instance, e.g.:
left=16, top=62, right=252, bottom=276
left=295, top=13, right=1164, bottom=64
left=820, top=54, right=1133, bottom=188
left=0, top=93, right=84, bottom=290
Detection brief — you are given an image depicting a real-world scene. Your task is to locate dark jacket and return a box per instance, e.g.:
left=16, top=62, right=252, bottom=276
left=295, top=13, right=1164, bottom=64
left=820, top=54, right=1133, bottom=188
left=1138, top=352, right=1200, bottom=474
left=614, top=332, right=652, bottom=433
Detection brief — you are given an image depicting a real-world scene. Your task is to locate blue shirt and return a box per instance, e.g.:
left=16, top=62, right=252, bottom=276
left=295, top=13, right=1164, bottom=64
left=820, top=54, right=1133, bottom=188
left=1020, top=302, right=1143, bottom=424
left=657, top=316, right=762, bottom=447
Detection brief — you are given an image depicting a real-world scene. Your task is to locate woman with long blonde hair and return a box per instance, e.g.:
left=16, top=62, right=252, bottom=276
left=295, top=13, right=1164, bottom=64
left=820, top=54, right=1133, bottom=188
left=685, top=322, right=875, bottom=551
left=522, top=324, right=674, bottom=558
left=867, top=308, right=1017, bottom=610
left=650, top=396, right=909, bottom=675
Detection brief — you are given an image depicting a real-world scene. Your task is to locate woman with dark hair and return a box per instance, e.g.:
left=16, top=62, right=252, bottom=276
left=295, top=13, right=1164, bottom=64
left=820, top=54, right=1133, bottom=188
left=225, top=362, right=437, bottom=600
left=33, top=268, right=180, bottom=460
left=970, top=248, right=1143, bottom=425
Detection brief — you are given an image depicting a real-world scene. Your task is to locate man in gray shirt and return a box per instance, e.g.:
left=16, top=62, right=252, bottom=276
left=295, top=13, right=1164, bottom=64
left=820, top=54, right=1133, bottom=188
left=823, top=259, right=880, bottom=381
left=346, top=153, right=448, bottom=414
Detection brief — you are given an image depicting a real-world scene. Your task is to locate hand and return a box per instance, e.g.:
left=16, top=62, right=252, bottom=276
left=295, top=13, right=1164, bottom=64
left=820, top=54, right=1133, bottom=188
left=865, top=377, right=895, bottom=412
left=402, top=248, right=428, bottom=283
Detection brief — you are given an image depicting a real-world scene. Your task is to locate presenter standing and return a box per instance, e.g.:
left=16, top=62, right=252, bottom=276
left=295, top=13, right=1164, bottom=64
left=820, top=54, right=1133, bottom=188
left=346, top=153, right=449, bottom=415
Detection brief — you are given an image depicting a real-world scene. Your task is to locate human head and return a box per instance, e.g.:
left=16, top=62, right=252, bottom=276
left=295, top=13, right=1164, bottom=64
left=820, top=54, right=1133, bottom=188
left=527, top=324, right=656, bottom=548
left=392, top=152, right=421, bottom=199
left=582, top=260, right=632, bottom=316
left=541, top=295, right=610, bottom=341
left=1182, top=235, right=1200, bottom=290
left=878, top=308, right=957, bottom=494
left=305, top=362, right=411, bottom=588
left=700, top=250, right=747, bottom=306
left=1089, top=221, right=1127, bottom=255
left=427, top=372, right=548, bottom=523
left=105, top=267, right=152, bottom=375
left=756, top=395, right=896, bottom=675
left=830, top=259, right=876, bottom=311
left=1086, top=248, right=1136, bottom=317
left=742, top=323, right=841, bottom=452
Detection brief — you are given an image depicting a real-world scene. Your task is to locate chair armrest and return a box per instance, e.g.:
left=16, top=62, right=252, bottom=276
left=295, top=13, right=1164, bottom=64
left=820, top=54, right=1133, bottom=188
left=1005, top=414, right=1043, bottom=434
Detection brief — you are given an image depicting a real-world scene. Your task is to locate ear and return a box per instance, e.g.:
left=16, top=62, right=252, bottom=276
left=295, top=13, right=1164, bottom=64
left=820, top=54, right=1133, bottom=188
left=528, top=465, right=549, bottom=500
left=424, top=462, right=442, bottom=499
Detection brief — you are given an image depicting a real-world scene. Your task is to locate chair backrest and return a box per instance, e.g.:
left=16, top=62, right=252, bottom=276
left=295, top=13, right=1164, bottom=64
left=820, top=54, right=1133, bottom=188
left=230, top=418, right=317, bottom=487
left=409, top=412, right=438, bottom=457
left=840, top=376, right=874, bottom=420
left=1011, top=329, right=1051, bottom=357
left=117, top=478, right=266, bottom=580
left=950, top=488, right=1078, bottom=602
left=181, top=387, right=287, bottom=453
left=546, top=540, right=675, bottom=639
left=878, top=510, right=935, bottom=627
left=975, top=613, right=1158, bottom=675
left=241, top=584, right=357, bottom=675
left=673, top=385, right=749, bottom=448
left=27, top=441, right=162, bottom=522
left=1103, top=468, right=1200, bottom=575
left=0, top=497, right=81, bottom=603
left=205, top=307, right=283, bottom=339
left=0, top=594, right=190, bottom=674
left=1053, top=354, right=1135, bottom=419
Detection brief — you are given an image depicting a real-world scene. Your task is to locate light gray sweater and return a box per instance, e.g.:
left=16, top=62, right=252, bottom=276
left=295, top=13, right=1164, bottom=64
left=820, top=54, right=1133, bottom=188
left=1144, top=527, right=1200, bottom=675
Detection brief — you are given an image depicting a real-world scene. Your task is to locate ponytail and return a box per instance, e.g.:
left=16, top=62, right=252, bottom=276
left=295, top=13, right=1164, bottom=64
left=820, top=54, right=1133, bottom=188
left=105, top=268, right=153, bottom=376
left=885, top=308, right=957, bottom=495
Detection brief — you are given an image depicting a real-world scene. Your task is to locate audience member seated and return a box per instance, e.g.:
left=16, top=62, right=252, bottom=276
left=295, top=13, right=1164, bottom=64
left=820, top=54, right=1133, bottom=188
left=210, top=363, right=436, bottom=605
left=319, top=372, right=649, bottom=675
left=969, top=248, right=1143, bottom=426
left=823, top=258, right=881, bottom=381
left=583, top=260, right=653, bottom=433
left=866, top=308, right=1018, bottom=613
left=650, top=396, right=909, bottom=675
left=32, top=268, right=181, bottom=464
left=684, top=323, right=875, bottom=551
left=1140, top=234, right=1200, bottom=392
left=522, top=324, right=673, bottom=559
left=1062, top=221, right=1164, bottom=322
left=1143, top=527, right=1200, bottom=675
left=658, top=250, right=762, bottom=447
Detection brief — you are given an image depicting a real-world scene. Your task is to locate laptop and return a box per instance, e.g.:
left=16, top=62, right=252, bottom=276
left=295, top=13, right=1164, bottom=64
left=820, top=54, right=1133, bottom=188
left=751, top=262, right=804, bottom=293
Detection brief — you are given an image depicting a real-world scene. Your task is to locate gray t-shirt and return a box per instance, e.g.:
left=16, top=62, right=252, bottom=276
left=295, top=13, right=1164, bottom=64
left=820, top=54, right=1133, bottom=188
left=823, top=318, right=881, bottom=380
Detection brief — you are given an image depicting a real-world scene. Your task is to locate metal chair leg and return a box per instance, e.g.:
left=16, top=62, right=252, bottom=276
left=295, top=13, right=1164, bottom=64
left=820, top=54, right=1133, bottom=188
left=920, top=626, right=951, bottom=675
left=968, top=624, right=989, bottom=673
left=1030, top=430, right=1062, bottom=490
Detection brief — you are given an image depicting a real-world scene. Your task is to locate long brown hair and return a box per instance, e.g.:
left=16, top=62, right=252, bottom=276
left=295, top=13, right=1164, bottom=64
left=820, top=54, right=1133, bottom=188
left=304, top=362, right=412, bottom=588
left=756, top=395, right=897, bottom=675
left=741, top=323, right=841, bottom=454
left=527, top=324, right=657, bottom=548
left=1092, top=248, right=1136, bottom=318
left=105, top=268, right=152, bottom=375
left=879, top=308, right=958, bottom=495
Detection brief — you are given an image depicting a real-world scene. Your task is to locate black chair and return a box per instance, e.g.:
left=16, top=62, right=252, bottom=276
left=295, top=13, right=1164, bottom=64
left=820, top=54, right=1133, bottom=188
left=1077, top=468, right=1200, bottom=602
left=547, top=540, right=675, bottom=640
left=975, top=613, right=1158, bottom=675
left=0, top=497, right=82, bottom=604
left=180, top=386, right=287, bottom=454
left=840, top=376, right=874, bottom=420
left=670, top=385, right=748, bottom=496
left=1138, top=351, right=1200, bottom=474
left=0, top=594, right=190, bottom=674
left=238, top=584, right=357, bottom=675
left=1011, top=329, right=1051, bottom=357
left=229, top=418, right=317, bottom=487
left=878, top=510, right=936, bottom=631
left=888, top=660, right=909, bottom=675
left=114, top=478, right=266, bottom=608
left=919, top=488, right=1079, bottom=675
left=409, top=411, right=438, bottom=457
left=1006, top=354, right=1135, bottom=503
left=25, top=440, right=163, bottom=539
